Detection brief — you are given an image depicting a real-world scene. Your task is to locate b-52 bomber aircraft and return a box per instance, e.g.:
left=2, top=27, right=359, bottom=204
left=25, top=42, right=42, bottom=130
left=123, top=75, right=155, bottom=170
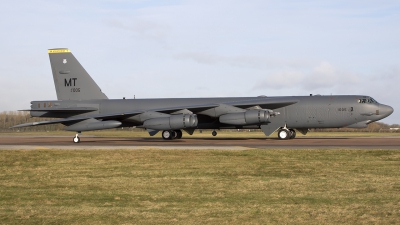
left=12, top=48, right=394, bottom=143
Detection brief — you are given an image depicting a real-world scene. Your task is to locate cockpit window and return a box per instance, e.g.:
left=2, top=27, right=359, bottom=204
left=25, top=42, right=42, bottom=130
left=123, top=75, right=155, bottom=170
left=370, top=98, right=378, bottom=103
left=358, top=98, right=378, bottom=104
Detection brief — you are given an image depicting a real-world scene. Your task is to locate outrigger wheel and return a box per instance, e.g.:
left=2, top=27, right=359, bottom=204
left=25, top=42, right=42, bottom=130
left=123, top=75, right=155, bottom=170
left=73, top=132, right=81, bottom=143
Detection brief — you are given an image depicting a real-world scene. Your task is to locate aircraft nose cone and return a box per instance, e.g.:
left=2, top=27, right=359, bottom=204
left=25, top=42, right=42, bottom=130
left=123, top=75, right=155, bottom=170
left=380, top=104, right=394, bottom=118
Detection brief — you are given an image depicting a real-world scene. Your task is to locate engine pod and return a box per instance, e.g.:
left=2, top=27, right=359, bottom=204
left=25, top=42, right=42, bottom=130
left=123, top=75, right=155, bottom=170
left=219, top=110, right=270, bottom=125
left=65, top=119, right=122, bottom=131
left=143, top=114, right=198, bottom=130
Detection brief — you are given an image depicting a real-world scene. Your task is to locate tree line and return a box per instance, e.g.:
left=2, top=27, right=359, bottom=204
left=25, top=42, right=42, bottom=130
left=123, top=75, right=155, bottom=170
left=0, top=111, right=398, bottom=133
left=0, top=111, right=64, bottom=132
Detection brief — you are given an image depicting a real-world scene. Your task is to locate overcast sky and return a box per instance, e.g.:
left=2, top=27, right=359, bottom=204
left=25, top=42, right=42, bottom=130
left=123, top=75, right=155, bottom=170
left=1, top=0, right=399, bottom=124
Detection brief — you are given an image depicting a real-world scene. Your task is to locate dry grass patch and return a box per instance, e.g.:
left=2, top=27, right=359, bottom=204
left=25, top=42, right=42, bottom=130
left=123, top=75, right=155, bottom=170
left=0, top=149, right=399, bottom=224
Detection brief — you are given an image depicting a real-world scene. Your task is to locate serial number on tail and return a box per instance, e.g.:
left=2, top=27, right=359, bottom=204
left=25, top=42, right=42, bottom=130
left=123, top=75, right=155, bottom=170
left=71, top=88, right=80, bottom=92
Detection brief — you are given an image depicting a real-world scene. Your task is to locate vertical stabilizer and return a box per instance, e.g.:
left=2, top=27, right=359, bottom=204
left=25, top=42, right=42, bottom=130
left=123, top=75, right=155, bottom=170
left=48, top=48, right=108, bottom=100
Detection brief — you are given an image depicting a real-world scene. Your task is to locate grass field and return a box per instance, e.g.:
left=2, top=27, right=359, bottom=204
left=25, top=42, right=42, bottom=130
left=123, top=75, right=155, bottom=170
left=1, top=149, right=399, bottom=224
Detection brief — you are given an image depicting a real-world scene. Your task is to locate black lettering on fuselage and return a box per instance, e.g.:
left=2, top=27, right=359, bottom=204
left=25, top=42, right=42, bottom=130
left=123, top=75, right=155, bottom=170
left=64, top=78, right=77, bottom=87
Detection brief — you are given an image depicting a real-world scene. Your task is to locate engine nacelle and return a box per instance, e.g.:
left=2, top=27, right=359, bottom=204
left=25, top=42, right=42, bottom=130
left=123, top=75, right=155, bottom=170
left=219, top=110, right=270, bottom=125
left=143, top=114, right=198, bottom=130
left=65, top=119, right=122, bottom=131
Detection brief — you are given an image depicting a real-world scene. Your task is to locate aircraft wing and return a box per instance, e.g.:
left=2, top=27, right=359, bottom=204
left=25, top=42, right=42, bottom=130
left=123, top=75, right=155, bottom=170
left=152, top=97, right=298, bottom=114
left=151, top=103, right=220, bottom=114
left=11, top=103, right=223, bottom=129
left=10, top=110, right=144, bottom=128
left=225, top=97, right=299, bottom=109
left=19, top=107, right=99, bottom=113
left=11, top=97, right=298, bottom=128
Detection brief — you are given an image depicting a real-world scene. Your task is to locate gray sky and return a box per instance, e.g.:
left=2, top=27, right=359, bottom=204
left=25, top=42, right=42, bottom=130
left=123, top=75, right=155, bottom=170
left=1, top=0, right=399, bottom=124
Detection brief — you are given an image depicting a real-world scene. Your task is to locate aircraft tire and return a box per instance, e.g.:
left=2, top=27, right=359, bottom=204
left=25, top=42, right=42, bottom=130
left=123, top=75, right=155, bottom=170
left=289, top=129, right=296, bottom=139
left=73, top=136, right=80, bottom=143
left=277, top=129, right=290, bottom=140
left=212, top=131, right=217, bottom=136
left=174, top=130, right=182, bottom=139
left=171, top=130, right=177, bottom=139
left=162, top=130, right=174, bottom=140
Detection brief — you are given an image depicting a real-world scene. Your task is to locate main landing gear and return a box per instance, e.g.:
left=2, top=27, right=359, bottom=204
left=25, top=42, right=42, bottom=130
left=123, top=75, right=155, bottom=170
left=73, top=132, right=81, bottom=143
left=162, top=130, right=183, bottom=140
left=277, top=128, right=296, bottom=140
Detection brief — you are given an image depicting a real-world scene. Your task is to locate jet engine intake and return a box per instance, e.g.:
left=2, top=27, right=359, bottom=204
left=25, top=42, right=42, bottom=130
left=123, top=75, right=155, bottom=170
left=219, top=110, right=270, bottom=125
left=143, top=114, right=198, bottom=130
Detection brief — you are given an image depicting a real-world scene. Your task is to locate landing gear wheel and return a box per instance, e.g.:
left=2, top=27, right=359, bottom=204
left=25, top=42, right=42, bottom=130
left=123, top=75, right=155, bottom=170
left=174, top=130, right=182, bottom=139
left=171, top=130, right=177, bottom=139
left=289, top=129, right=296, bottom=139
left=73, top=134, right=80, bottom=143
left=162, top=130, right=174, bottom=140
left=212, top=130, right=217, bottom=136
left=277, top=129, right=290, bottom=140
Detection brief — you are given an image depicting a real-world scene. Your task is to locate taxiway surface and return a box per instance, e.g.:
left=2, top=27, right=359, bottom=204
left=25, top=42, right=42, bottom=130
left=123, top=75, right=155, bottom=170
left=0, top=136, right=399, bottom=150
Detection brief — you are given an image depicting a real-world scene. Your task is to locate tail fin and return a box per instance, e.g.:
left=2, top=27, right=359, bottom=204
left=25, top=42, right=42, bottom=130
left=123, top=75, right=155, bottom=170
left=48, top=48, right=108, bottom=100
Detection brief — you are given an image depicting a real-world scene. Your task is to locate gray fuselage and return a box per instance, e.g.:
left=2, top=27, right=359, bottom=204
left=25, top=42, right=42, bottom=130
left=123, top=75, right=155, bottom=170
left=30, top=95, right=393, bottom=131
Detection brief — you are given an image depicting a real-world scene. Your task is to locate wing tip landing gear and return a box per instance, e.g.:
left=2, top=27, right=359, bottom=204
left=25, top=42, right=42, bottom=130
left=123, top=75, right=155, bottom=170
left=73, top=132, right=81, bottom=143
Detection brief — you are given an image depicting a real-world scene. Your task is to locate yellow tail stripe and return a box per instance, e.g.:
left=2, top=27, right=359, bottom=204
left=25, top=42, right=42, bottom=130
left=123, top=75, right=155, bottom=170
left=48, top=49, right=71, bottom=54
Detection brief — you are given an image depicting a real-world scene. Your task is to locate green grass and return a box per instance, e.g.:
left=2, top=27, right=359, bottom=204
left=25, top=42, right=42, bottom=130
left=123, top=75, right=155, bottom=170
left=1, top=129, right=400, bottom=138
left=1, top=149, right=399, bottom=224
